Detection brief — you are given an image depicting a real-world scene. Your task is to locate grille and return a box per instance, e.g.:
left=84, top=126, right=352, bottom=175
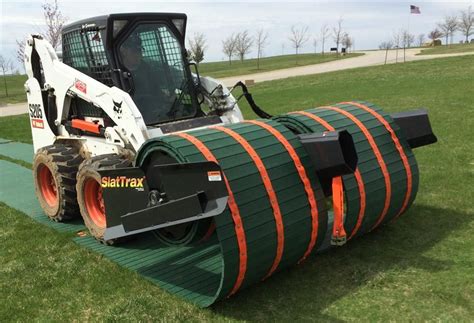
left=62, top=29, right=114, bottom=87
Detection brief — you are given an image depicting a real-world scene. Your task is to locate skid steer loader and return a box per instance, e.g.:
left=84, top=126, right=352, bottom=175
left=24, top=13, right=437, bottom=305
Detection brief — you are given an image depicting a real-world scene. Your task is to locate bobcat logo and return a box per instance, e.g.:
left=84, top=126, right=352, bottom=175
left=113, top=100, right=123, bottom=118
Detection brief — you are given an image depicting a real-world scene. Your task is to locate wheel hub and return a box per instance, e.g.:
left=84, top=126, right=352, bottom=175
left=84, top=178, right=106, bottom=228
left=38, top=164, right=58, bottom=207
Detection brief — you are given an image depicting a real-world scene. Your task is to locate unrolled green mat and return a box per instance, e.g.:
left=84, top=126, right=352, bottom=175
left=0, top=138, right=34, bottom=163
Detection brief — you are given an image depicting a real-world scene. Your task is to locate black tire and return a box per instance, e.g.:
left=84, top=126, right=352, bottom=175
left=33, top=144, right=84, bottom=222
left=76, top=154, right=132, bottom=244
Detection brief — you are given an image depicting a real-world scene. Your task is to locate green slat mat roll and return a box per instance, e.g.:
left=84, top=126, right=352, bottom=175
left=135, top=119, right=328, bottom=306
left=274, top=101, right=419, bottom=238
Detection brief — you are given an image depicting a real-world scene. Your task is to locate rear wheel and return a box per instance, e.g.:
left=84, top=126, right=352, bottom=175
left=33, top=144, right=83, bottom=221
left=76, top=154, right=131, bottom=243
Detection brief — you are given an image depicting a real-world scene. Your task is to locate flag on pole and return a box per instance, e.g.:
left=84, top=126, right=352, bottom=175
left=410, top=5, right=421, bottom=14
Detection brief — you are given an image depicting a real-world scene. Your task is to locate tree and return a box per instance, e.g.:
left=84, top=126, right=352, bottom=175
left=16, top=40, right=25, bottom=66
left=417, top=34, right=426, bottom=47
left=341, top=33, right=352, bottom=52
left=288, top=25, right=309, bottom=63
left=188, top=33, right=207, bottom=65
left=255, top=29, right=269, bottom=69
left=312, top=38, right=318, bottom=54
left=428, top=29, right=443, bottom=44
left=235, top=31, right=253, bottom=62
left=393, top=31, right=401, bottom=63
left=42, top=0, right=67, bottom=49
left=0, top=55, right=12, bottom=97
left=332, top=17, right=344, bottom=53
left=222, top=34, right=237, bottom=65
left=459, top=6, right=474, bottom=43
left=379, top=41, right=393, bottom=65
left=401, top=30, right=415, bottom=48
left=438, top=15, right=458, bottom=46
left=16, top=0, right=67, bottom=67
left=320, top=24, right=330, bottom=55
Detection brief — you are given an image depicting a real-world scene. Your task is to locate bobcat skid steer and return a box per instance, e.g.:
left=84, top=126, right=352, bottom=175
left=23, top=12, right=352, bottom=244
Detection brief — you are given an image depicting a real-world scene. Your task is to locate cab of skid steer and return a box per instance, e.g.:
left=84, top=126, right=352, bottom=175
left=61, top=13, right=201, bottom=125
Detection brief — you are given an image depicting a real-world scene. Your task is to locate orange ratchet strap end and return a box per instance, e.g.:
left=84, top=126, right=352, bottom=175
left=331, top=176, right=347, bottom=246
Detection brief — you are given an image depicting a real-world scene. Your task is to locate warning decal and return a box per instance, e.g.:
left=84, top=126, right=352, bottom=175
left=31, top=118, right=44, bottom=129
left=207, top=171, right=222, bottom=182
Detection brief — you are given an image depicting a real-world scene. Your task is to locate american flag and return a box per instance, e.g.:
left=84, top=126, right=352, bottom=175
left=410, top=5, right=421, bottom=14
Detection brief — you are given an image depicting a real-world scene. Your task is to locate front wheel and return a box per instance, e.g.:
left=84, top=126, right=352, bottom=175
left=33, top=144, right=83, bottom=221
left=76, top=154, right=131, bottom=243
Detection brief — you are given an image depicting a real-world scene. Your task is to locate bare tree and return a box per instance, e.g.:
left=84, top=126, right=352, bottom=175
left=42, top=0, right=67, bottom=49
left=255, top=29, right=269, bottom=69
left=0, top=55, right=12, bottom=97
left=428, top=29, right=443, bottom=44
left=15, top=40, right=26, bottom=66
left=16, top=0, right=67, bottom=67
left=320, top=24, right=330, bottom=55
left=393, top=31, right=401, bottom=63
left=401, top=30, right=415, bottom=48
left=379, top=41, right=393, bottom=65
left=341, top=33, right=352, bottom=52
left=235, top=31, right=253, bottom=62
left=332, top=17, right=344, bottom=53
left=417, top=34, right=426, bottom=47
left=188, top=33, right=207, bottom=65
left=288, top=25, right=309, bottom=63
left=459, top=6, right=474, bottom=43
left=222, top=34, right=237, bottom=65
left=438, top=15, right=458, bottom=46
left=312, top=38, right=318, bottom=53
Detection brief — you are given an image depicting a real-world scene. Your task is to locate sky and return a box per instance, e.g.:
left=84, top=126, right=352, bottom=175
left=1, top=0, right=473, bottom=71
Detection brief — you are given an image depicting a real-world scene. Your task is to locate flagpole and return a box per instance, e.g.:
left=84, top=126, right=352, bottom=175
left=405, top=7, right=410, bottom=63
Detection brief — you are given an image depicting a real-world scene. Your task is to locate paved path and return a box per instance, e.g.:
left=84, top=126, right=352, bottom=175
left=0, top=102, right=28, bottom=117
left=1, top=49, right=473, bottom=117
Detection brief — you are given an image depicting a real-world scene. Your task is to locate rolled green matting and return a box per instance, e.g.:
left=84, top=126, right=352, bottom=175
left=135, top=119, right=328, bottom=306
left=274, top=101, right=420, bottom=237
left=0, top=139, right=34, bottom=163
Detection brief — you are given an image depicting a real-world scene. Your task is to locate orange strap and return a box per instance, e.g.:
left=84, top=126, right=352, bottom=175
left=244, top=120, right=319, bottom=262
left=212, top=125, right=284, bottom=280
left=348, top=170, right=366, bottom=239
left=319, top=106, right=392, bottom=230
left=200, top=221, right=216, bottom=242
left=174, top=132, right=247, bottom=297
left=292, top=111, right=366, bottom=239
left=343, top=102, right=413, bottom=219
left=331, top=176, right=346, bottom=243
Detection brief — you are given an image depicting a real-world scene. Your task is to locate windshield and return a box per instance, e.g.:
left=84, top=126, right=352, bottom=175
left=119, top=23, right=197, bottom=125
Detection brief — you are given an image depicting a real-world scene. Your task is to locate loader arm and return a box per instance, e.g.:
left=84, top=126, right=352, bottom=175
left=24, top=35, right=149, bottom=153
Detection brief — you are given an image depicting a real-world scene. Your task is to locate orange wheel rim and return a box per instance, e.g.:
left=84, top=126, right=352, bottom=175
left=84, top=178, right=106, bottom=228
left=38, top=164, right=58, bottom=207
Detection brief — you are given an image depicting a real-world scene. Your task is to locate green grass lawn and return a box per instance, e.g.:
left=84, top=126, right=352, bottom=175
left=417, top=43, right=474, bottom=55
left=198, top=52, right=363, bottom=78
left=0, top=74, right=27, bottom=105
left=1, top=55, right=473, bottom=321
